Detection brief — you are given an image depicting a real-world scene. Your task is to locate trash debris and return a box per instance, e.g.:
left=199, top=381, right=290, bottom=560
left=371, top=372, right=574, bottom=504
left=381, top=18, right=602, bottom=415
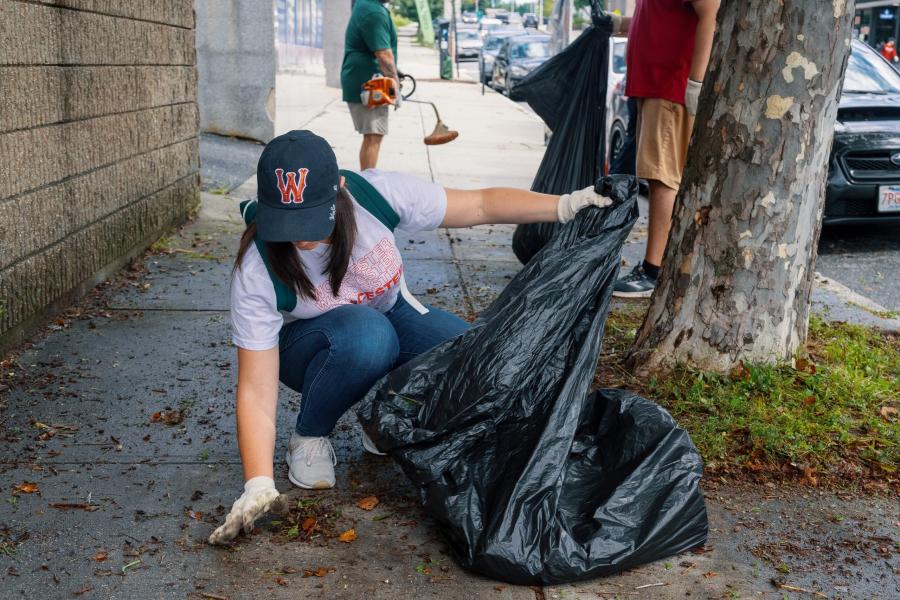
left=359, top=178, right=708, bottom=584
left=150, top=409, right=184, bottom=425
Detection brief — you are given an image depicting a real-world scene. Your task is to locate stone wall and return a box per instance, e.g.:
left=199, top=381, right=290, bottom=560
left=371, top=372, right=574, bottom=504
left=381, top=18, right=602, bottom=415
left=0, top=0, right=200, bottom=351
left=195, top=0, right=276, bottom=142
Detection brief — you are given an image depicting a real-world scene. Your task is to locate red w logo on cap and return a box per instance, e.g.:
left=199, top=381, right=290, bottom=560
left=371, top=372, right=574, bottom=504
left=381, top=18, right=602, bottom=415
left=275, top=168, right=309, bottom=204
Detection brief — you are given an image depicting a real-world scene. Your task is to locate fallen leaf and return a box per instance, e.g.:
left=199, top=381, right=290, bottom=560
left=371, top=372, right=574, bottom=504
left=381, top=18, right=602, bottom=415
left=795, top=357, right=816, bottom=374
left=338, top=529, right=357, bottom=543
left=73, top=585, right=92, bottom=596
left=275, top=576, right=288, bottom=586
left=191, top=490, right=204, bottom=502
left=729, top=362, right=750, bottom=381
left=188, top=510, right=202, bottom=521
left=13, top=482, right=38, bottom=494
left=703, top=571, right=718, bottom=579
left=356, top=495, right=379, bottom=511
left=302, top=567, right=333, bottom=578
left=802, top=395, right=816, bottom=406
left=92, top=551, right=108, bottom=562
left=799, top=466, right=818, bottom=487
left=301, top=516, right=317, bottom=533
left=150, top=409, right=183, bottom=426
left=880, top=406, right=898, bottom=421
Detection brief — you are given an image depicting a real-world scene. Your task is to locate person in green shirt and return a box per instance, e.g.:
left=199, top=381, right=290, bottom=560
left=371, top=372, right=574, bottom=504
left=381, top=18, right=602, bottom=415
left=341, top=0, right=400, bottom=170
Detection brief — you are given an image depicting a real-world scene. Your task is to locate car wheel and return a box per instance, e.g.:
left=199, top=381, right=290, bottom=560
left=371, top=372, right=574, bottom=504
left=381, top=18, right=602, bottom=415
left=609, top=128, right=624, bottom=165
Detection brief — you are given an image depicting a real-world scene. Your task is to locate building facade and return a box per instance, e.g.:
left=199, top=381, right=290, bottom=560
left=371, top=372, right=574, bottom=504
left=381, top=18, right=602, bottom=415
left=0, top=0, right=199, bottom=352
left=855, top=1, right=900, bottom=50
left=276, top=0, right=326, bottom=72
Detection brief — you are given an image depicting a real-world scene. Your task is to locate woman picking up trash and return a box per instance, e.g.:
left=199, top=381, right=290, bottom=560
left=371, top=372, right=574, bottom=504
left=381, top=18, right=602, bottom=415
left=208, top=130, right=614, bottom=544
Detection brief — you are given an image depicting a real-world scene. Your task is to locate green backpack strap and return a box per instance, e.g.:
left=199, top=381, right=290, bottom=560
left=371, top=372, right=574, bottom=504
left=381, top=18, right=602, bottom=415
left=239, top=199, right=297, bottom=313
left=340, top=169, right=400, bottom=231
left=340, top=170, right=430, bottom=316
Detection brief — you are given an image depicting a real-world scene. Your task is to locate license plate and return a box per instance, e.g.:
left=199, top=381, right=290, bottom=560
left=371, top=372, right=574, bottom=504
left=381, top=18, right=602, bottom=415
left=878, top=185, right=900, bottom=212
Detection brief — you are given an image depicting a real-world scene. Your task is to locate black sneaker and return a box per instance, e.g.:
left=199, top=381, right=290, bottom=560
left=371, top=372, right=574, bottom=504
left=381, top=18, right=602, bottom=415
left=613, top=264, right=656, bottom=298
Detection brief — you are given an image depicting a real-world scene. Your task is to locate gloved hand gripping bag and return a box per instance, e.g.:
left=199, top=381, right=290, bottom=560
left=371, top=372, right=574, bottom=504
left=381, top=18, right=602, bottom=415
left=358, top=176, right=709, bottom=584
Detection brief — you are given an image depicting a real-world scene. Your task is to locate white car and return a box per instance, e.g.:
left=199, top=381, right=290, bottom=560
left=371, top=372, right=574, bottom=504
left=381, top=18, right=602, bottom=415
left=479, top=18, right=504, bottom=39
left=456, top=28, right=483, bottom=61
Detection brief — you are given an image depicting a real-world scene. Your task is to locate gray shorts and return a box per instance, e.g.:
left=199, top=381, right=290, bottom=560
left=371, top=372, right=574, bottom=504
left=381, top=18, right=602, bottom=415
left=348, top=102, right=389, bottom=136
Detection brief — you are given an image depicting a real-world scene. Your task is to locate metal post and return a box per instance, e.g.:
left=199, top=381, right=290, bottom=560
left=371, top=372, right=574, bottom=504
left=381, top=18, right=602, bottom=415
left=451, top=0, right=458, bottom=79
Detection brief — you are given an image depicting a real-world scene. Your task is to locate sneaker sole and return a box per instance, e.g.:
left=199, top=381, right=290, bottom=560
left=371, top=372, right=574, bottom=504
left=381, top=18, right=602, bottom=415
left=285, top=451, right=334, bottom=490
left=612, top=289, right=654, bottom=299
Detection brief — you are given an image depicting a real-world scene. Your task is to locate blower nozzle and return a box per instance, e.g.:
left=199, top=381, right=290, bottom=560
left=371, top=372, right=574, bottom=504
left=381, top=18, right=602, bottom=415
left=406, top=99, right=459, bottom=146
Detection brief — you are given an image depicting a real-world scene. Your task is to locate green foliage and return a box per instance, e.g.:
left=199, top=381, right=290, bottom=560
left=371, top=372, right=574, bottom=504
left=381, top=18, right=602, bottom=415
left=391, top=0, right=444, bottom=21
left=392, top=13, right=412, bottom=28
left=599, top=310, right=900, bottom=479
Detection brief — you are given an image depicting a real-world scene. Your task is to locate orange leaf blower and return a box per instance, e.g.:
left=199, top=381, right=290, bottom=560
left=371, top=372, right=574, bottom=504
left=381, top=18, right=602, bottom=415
left=361, top=74, right=398, bottom=108
left=360, top=73, right=459, bottom=146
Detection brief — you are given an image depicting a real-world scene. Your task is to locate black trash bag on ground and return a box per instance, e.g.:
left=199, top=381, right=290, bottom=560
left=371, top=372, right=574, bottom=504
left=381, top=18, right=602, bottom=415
left=358, top=175, right=708, bottom=585
left=512, top=15, right=613, bottom=264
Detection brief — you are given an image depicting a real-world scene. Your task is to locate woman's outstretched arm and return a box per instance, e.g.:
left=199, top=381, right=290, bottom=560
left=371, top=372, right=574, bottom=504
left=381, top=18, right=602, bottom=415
left=441, top=188, right=558, bottom=227
left=441, top=186, right=611, bottom=228
left=235, top=346, right=280, bottom=480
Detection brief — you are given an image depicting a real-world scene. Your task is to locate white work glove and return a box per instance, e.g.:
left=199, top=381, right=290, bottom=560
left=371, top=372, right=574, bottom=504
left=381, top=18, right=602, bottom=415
left=685, top=79, right=702, bottom=117
left=208, top=476, right=280, bottom=545
left=557, top=186, right=614, bottom=224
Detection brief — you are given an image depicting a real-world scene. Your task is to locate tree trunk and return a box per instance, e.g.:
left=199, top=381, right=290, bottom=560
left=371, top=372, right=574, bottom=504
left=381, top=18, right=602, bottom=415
left=627, top=0, right=855, bottom=374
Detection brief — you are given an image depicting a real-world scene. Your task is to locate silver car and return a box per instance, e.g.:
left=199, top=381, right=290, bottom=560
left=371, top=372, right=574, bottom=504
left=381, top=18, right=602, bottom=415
left=456, top=28, right=483, bottom=61
left=479, top=29, right=524, bottom=85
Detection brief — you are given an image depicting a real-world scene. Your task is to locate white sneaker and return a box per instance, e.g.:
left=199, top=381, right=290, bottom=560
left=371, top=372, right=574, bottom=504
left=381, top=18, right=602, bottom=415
left=285, top=433, right=336, bottom=489
left=361, top=428, right=387, bottom=456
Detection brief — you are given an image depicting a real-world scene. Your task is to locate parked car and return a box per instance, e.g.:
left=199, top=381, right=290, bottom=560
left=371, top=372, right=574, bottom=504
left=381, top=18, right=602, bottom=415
left=455, top=28, right=483, bottom=61
left=479, top=18, right=504, bottom=39
left=523, top=13, right=539, bottom=29
left=493, top=9, right=511, bottom=24
left=605, top=37, right=628, bottom=171
left=492, top=34, right=551, bottom=99
left=605, top=39, right=900, bottom=224
left=827, top=39, right=900, bottom=224
left=461, top=11, right=478, bottom=24
left=480, top=30, right=524, bottom=84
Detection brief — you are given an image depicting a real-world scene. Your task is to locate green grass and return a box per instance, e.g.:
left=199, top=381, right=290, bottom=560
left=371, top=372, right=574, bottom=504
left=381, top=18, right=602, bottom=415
left=597, top=310, right=899, bottom=481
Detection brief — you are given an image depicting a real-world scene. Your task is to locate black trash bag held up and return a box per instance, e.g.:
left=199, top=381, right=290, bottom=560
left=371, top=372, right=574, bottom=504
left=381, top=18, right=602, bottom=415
left=358, top=176, right=709, bottom=585
left=512, top=12, right=613, bottom=264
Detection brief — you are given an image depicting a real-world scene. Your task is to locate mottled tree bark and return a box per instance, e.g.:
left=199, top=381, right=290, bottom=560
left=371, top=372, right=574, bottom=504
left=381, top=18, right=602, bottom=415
left=627, top=0, right=855, bottom=373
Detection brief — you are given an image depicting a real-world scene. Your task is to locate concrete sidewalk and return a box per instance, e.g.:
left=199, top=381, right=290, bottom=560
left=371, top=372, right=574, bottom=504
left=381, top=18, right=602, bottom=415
left=0, top=35, right=896, bottom=600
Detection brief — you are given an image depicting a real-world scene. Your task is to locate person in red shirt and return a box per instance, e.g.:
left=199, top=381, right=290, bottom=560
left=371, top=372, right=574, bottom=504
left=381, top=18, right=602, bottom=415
left=608, top=0, right=720, bottom=297
left=881, top=39, right=898, bottom=64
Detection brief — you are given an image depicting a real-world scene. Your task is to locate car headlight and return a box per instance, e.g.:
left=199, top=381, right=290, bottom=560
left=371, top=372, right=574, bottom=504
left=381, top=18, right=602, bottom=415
left=510, top=65, right=529, bottom=77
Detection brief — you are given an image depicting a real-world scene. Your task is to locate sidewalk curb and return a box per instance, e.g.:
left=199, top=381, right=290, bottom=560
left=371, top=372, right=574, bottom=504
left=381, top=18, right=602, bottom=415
left=814, top=272, right=900, bottom=331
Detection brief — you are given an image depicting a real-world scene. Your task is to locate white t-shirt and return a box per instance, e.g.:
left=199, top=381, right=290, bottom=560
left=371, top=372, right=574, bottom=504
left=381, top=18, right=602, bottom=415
left=231, top=170, right=447, bottom=351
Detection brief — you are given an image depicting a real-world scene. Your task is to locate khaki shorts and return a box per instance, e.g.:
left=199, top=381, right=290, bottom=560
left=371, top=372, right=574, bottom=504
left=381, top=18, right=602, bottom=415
left=348, top=102, right=389, bottom=136
left=635, top=98, right=694, bottom=190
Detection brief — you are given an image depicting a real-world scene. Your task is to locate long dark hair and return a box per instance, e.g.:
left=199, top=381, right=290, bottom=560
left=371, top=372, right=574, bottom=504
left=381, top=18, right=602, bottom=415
left=233, top=188, right=357, bottom=301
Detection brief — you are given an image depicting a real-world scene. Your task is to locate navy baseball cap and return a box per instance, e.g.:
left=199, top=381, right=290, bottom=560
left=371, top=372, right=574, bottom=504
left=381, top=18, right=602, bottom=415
left=255, top=130, right=340, bottom=242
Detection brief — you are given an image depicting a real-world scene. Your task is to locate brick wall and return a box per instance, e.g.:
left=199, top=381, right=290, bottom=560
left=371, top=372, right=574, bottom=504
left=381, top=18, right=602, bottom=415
left=0, top=0, right=200, bottom=351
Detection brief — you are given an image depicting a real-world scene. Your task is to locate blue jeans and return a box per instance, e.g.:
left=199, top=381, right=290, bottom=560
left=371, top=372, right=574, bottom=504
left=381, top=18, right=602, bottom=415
left=278, top=297, right=470, bottom=436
